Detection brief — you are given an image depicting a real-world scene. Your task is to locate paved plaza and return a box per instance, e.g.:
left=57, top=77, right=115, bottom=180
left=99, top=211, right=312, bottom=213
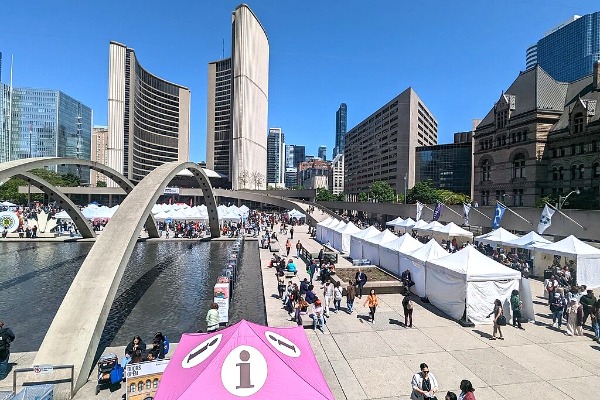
left=260, top=224, right=600, bottom=400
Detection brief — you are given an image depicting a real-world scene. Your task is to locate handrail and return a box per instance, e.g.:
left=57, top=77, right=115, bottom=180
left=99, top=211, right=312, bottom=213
left=13, top=364, right=75, bottom=399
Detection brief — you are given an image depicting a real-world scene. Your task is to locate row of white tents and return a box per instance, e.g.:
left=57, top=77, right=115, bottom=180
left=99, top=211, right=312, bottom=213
left=385, top=217, right=474, bottom=243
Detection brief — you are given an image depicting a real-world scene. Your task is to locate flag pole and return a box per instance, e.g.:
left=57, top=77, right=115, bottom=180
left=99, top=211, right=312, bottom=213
left=497, top=201, right=532, bottom=225
left=544, top=202, right=586, bottom=231
left=440, top=202, right=465, bottom=220
left=468, top=205, right=492, bottom=221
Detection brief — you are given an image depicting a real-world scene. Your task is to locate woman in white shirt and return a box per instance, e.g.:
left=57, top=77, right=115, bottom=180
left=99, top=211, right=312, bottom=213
left=411, top=362, right=438, bottom=400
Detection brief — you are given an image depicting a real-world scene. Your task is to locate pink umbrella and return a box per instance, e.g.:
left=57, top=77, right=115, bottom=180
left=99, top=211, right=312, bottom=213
left=155, top=320, right=334, bottom=400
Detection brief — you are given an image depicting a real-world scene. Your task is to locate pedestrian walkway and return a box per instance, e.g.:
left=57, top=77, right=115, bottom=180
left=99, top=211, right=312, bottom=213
left=260, top=225, right=600, bottom=400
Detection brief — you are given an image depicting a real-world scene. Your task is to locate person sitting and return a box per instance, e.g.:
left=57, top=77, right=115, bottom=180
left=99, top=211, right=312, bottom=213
left=124, top=335, right=146, bottom=365
left=149, top=333, right=166, bottom=359
left=401, top=268, right=415, bottom=294
left=286, top=259, right=297, bottom=275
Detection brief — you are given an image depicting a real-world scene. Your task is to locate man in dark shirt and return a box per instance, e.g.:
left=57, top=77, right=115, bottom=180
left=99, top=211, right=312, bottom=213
left=355, top=269, right=368, bottom=298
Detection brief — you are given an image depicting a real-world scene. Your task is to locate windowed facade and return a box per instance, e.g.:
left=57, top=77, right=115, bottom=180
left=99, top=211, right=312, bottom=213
left=512, top=154, right=526, bottom=178
left=415, top=142, right=472, bottom=195
left=480, top=159, right=491, bottom=181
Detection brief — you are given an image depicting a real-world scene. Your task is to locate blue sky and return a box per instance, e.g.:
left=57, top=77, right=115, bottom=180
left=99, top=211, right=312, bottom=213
left=1, top=1, right=598, bottom=162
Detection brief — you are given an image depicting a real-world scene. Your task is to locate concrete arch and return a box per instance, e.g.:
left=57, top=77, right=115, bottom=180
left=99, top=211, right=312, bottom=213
left=33, top=162, right=220, bottom=393
left=15, top=172, right=96, bottom=238
left=0, top=157, right=159, bottom=238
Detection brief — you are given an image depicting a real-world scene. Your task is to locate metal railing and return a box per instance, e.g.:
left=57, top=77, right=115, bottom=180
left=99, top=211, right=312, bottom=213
left=13, top=365, right=74, bottom=399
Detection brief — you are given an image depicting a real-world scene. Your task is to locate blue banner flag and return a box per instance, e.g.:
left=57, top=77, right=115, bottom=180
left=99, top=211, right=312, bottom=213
left=432, top=203, right=444, bottom=221
left=491, top=203, right=506, bottom=229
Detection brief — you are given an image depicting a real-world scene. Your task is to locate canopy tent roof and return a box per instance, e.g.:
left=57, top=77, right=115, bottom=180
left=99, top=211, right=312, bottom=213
left=326, top=220, right=346, bottom=232
left=533, top=235, right=600, bottom=259
left=416, top=221, right=445, bottom=234
left=380, top=233, right=423, bottom=254
left=411, top=220, right=429, bottom=230
left=432, top=222, right=473, bottom=238
left=53, top=210, right=71, bottom=220
left=154, top=320, right=334, bottom=400
left=503, top=231, right=552, bottom=249
left=0, top=201, right=17, bottom=207
left=317, top=217, right=334, bottom=227
left=288, top=209, right=306, bottom=219
left=395, top=217, right=416, bottom=228
left=426, top=245, right=522, bottom=281
left=386, top=217, right=405, bottom=227
left=475, top=228, right=520, bottom=246
left=364, top=229, right=397, bottom=245
left=337, top=221, right=361, bottom=235
left=406, top=238, right=448, bottom=263
left=350, top=226, right=381, bottom=240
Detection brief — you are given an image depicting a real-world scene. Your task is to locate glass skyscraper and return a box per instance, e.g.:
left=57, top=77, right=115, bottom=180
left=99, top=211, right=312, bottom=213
left=267, top=128, right=285, bottom=187
left=415, top=141, right=472, bottom=196
left=333, top=103, right=347, bottom=158
left=531, top=12, right=600, bottom=82
left=0, top=87, right=92, bottom=182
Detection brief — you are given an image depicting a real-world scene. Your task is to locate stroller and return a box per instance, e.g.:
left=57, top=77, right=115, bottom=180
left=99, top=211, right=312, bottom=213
left=95, top=352, right=123, bottom=395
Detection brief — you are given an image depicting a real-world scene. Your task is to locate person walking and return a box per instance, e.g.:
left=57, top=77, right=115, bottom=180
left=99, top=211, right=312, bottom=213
left=318, top=248, right=324, bottom=267
left=346, top=280, right=356, bottom=314
left=308, top=259, right=317, bottom=284
left=363, top=289, right=380, bottom=322
left=0, top=320, right=16, bottom=380
left=333, top=281, right=343, bottom=313
left=550, top=292, right=565, bottom=329
left=566, top=297, right=579, bottom=336
left=510, top=289, right=524, bottom=329
left=206, top=303, right=220, bottom=332
left=458, top=379, right=476, bottom=400
left=592, top=298, right=600, bottom=342
left=580, top=289, right=596, bottom=327
left=285, top=239, right=292, bottom=257
left=487, top=299, right=504, bottom=340
left=323, top=281, right=334, bottom=317
left=410, top=363, right=439, bottom=400
left=311, top=300, right=326, bottom=333
left=402, top=293, right=414, bottom=328
left=295, top=240, right=302, bottom=258
left=289, top=226, right=294, bottom=239
left=355, top=269, right=368, bottom=298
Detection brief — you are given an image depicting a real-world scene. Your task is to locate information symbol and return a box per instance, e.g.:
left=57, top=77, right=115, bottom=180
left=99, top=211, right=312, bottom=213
left=221, top=345, right=267, bottom=396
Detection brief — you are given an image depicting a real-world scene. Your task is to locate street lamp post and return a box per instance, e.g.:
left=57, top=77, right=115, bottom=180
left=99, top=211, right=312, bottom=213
left=558, top=189, right=580, bottom=210
left=403, top=173, right=407, bottom=204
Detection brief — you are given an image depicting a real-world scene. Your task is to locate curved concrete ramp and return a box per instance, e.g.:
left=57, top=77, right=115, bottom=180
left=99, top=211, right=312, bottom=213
left=16, top=172, right=96, bottom=238
left=0, top=157, right=159, bottom=238
left=33, top=162, right=220, bottom=392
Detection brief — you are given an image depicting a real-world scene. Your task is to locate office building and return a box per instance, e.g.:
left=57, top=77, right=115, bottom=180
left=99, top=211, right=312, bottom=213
left=330, top=154, right=344, bottom=195
left=284, top=167, right=298, bottom=188
left=91, top=126, right=109, bottom=186
left=333, top=103, right=347, bottom=158
left=526, top=13, right=600, bottom=82
left=2, top=87, right=92, bottom=182
left=345, top=87, right=437, bottom=195
left=415, top=132, right=472, bottom=196
left=0, top=83, right=9, bottom=163
left=318, top=145, right=327, bottom=160
left=107, top=41, right=190, bottom=185
left=298, top=159, right=331, bottom=188
left=206, top=4, right=269, bottom=190
left=474, top=62, right=600, bottom=208
left=267, top=128, right=285, bottom=187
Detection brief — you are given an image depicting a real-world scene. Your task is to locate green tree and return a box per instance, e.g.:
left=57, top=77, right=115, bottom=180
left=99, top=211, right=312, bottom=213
left=406, top=180, right=439, bottom=204
left=335, top=192, right=345, bottom=201
left=358, top=192, right=368, bottom=202
left=0, top=178, right=28, bottom=204
left=96, top=181, right=107, bottom=187
left=369, top=180, right=396, bottom=202
left=316, top=187, right=335, bottom=201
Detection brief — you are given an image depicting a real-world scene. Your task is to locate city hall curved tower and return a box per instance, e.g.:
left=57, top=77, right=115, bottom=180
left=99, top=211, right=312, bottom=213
left=207, top=4, right=269, bottom=189
left=107, top=41, right=190, bottom=184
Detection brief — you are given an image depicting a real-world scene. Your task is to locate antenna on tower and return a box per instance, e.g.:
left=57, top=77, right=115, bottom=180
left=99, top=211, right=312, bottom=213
left=222, top=38, right=225, bottom=59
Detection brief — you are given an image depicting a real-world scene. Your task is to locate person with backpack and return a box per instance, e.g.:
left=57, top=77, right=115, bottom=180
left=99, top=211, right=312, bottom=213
left=510, top=289, right=524, bottom=329
left=0, top=320, right=16, bottom=380
left=550, top=292, right=566, bottom=329
left=402, top=293, right=414, bottom=328
left=546, top=275, right=558, bottom=305
left=333, top=281, right=343, bottom=313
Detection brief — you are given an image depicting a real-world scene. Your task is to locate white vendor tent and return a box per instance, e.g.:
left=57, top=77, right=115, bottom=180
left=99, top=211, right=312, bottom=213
left=503, top=231, right=552, bottom=250
left=323, top=220, right=346, bottom=245
left=349, top=226, right=381, bottom=260
left=533, top=235, right=600, bottom=289
left=431, top=222, right=474, bottom=244
left=316, top=218, right=334, bottom=242
left=425, top=246, right=522, bottom=324
left=362, top=229, right=398, bottom=266
left=416, top=221, right=445, bottom=236
left=54, top=210, right=71, bottom=220
left=333, top=222, right=362, bottom=253
left=411, top=220, right=429, bottom=232
left=402, top=239, right=448, bottom=298
left=386, top=217, right=405, bottom=232
left=379, top=234, right=423, bottom=276
left=475, top=228, right=519, bottom=246
left=394, top=217, right=416, bottom=234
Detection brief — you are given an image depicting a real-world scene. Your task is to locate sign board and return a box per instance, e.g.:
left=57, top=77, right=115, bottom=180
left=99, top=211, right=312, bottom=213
left=0, top=212, right=20, bottom=233
left=163, top=187, right=180, bottom=195
left=126, top=359, right=169, bottom=400
left=213, top=282, right=230, bottom=323
left=32, top=364, right=54, bottom=374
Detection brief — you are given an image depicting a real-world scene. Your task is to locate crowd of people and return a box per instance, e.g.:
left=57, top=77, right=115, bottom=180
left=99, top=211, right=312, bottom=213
left=122, top=332, right=169, bottom=366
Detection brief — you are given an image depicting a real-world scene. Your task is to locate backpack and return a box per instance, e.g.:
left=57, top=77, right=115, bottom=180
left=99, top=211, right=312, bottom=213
left=163, top=336, right=170, bottom=355
left=0, top=329, right=10, bottom=352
